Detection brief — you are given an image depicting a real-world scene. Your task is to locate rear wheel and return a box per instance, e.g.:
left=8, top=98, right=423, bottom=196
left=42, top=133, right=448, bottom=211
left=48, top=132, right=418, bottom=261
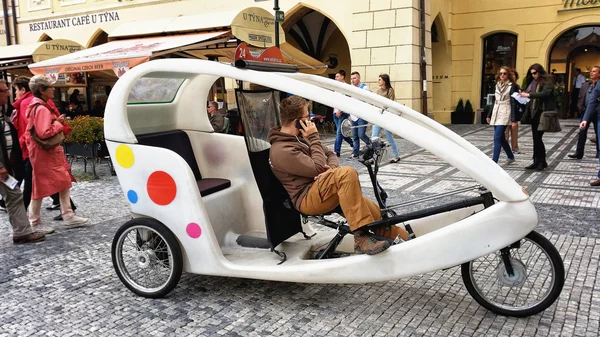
left=461, top=231, right=564, bottom=317
left=112, top=218, right=183, bottom=298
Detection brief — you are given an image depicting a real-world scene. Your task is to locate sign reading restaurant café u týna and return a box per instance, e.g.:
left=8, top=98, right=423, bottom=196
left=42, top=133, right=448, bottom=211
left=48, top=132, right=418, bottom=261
left=561, top=0, right=600, bottom=11
left=29, top=11, right=120, bottom=32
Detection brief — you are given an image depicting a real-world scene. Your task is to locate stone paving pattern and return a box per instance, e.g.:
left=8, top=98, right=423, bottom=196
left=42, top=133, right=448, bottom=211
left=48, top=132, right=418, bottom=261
left=1, top=121, right=600, bottom=336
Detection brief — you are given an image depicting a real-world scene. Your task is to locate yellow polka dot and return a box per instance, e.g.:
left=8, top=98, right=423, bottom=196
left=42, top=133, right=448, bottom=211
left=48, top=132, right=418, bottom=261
left=115, top=145, right=134, bottom=168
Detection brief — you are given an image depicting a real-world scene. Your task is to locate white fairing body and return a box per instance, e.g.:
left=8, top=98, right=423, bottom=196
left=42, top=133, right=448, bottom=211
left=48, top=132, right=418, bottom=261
left=105, top=59, right=537, bottom=284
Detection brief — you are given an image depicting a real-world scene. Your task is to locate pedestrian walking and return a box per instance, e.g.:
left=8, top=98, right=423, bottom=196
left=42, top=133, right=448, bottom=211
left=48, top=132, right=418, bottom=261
left=486, top=67, right=516, bottom=164
left=0, top=79, right=45, bottom=244
left=569, top=66, right=600, bottom=160
left=349, top=71, right=371, bottom=158
left=372, top=74, right=401, bottom=163
left=505, top=69, right=523, bottom=153
left=25, top=75, right=89, bottom=231
left=579, top=65, right=600, bottom=186
left=520, top=64, right=555, bottom=171
left=332, top=70, right=353, bottom=157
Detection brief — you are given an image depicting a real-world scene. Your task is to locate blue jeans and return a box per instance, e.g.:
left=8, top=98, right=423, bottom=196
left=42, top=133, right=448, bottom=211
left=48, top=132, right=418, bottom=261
left=352, top=118, right=371, bottom=156
left=333, top=112, right=353, bottom=154
left=371, top=125, right=399, bottom=158
left=493, top=125, right=514, bottom=163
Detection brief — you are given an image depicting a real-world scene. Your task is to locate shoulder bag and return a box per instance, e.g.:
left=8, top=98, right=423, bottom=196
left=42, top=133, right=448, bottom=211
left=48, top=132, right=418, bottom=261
left=538, top=110, right=561, bottom=132
left=29, top=105, right=65, bottom=150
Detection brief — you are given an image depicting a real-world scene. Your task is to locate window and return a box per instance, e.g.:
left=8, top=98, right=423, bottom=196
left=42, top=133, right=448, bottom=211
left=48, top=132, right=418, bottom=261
left=127, top=77, right=185, bottom=104
left=481, top=33, right=517, bottom=106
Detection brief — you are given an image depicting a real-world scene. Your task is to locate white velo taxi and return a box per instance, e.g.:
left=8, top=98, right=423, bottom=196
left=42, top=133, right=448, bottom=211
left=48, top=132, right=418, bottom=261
left=105, top=57, right=564, bottom=318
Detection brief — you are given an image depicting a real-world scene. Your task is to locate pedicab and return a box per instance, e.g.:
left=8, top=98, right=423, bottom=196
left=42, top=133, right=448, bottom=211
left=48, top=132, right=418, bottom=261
left=106, top=56, right=564, bottom=318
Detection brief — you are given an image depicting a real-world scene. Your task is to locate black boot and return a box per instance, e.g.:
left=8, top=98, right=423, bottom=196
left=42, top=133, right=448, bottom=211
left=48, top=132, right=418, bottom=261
left=525, top=161, right=538, bottom=170
left=534, top=162, right=546, bottom=171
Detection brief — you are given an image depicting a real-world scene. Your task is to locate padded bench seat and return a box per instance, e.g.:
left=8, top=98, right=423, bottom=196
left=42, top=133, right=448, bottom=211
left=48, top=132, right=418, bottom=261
left=136, top=130, right=231, bottom=197
left=197, top=178, right=231, bottom=196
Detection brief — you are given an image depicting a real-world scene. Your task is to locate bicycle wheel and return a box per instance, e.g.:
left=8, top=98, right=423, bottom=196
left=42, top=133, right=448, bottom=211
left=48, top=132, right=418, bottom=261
left=461, top=231, right=564, bottom=317
left=112, top=217, right=183, bottom=298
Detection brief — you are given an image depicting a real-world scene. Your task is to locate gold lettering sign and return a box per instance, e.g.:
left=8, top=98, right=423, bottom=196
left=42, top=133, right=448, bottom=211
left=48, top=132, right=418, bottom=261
left=559, top=0, right=600, bottom=12
left=231, top=7, right=285, bottom=48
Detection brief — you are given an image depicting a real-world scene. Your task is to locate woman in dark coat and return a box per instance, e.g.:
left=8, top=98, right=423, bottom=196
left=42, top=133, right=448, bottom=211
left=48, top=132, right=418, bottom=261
left=520, top=64, right=556, bottom=171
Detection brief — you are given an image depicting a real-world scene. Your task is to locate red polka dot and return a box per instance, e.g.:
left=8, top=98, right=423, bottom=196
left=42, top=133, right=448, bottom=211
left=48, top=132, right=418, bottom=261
left=186, top=223, right=202, bottom=239
left=147, top=171, right=177, bottom=206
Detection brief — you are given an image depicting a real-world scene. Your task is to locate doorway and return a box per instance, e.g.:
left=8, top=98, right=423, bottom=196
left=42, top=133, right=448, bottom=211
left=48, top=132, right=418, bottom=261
left=548, top=26, right=600, bottom=118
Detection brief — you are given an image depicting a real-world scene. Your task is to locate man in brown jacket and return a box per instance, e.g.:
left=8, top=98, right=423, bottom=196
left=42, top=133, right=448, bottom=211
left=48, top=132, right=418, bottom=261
left=268, top=96, right=405, bottom=255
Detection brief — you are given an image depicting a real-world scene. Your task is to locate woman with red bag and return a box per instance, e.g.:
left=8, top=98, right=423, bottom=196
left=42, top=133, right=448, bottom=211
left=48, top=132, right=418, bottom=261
left=25, top=75, right=88, bottom=233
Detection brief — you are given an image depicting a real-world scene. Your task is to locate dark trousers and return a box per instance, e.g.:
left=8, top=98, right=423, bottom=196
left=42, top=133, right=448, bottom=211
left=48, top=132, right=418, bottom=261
left=23, top=159, right=32, bottom=210
left=531, top=119, right=546, bottom=164
left=576, top=116, right=599, bottom=156
left=571, top=89, right=580, bottom=117
left=51, top=193, right=76, bottom=211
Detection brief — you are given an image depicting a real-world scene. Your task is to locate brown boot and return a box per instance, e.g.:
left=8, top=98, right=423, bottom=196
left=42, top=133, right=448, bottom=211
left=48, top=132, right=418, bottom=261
left=13, top=232, right=46, bottom=244
left=373, top=225, right=411, bottom=241
left=354, top=231, right=390, bottom=255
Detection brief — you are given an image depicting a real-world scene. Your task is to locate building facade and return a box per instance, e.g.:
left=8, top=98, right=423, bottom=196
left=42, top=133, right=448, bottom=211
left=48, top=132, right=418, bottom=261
left=4, top=0, right=600, bottom=122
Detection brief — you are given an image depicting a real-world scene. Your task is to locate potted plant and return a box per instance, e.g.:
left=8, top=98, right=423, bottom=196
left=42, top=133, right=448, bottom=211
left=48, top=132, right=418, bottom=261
left=465, top=99, right=475, bottom=124
left=451, top=99, right=464, bottom=124
left=63, top=116, right=111, bottom=177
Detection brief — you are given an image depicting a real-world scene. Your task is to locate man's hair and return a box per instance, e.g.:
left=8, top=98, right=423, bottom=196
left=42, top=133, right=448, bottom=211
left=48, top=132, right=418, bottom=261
left=350, top=71, right=360, bottom=77
left=336, top=70, right=346, bottom=78
left=575, top=68, right=581, bottom=73
left=279, top=96, right=308, bottom=126
left=12, top=76, right=31, bottom=92
left=208, top=101, right=218, bottom=109
left=592, top=66, right=600, bottom=72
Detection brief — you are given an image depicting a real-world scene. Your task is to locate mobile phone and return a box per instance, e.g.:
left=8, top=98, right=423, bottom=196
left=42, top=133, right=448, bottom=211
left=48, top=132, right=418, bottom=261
left=295, top=120, right=304, bottom=129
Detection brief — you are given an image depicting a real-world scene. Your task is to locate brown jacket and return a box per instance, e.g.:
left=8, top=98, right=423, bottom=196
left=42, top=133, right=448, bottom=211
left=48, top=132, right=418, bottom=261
left=268, top=127, right=339, bottom=210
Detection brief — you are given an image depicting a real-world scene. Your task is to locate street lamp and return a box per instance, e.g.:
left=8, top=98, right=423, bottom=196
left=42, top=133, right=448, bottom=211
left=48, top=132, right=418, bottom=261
left=254, top=0, right=281, bottom=47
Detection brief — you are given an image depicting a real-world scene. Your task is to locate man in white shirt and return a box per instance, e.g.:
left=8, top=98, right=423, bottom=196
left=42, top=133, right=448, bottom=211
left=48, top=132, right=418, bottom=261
left=349, top=71, right=372, bottom=158
left=572, top=68, right=586, bottom=117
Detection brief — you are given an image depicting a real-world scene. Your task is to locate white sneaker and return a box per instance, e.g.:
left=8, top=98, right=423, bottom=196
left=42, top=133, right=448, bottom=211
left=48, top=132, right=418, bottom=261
left=32, top=224, right=55, bottom=235
left=63, top=215, right=89, bottom=228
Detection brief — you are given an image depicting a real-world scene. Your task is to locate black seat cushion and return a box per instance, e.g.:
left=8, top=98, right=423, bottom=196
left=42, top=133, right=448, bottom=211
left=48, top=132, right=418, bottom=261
left=136, top=130, right=230, bottom=196
left=197, top=178, right=231, bottom=197
left=137, top=130, right=202, bottom=180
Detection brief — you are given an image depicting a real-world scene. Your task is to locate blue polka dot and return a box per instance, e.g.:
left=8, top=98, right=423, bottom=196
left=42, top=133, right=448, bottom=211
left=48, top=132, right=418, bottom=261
left=127, top=190, right=138, bottom=204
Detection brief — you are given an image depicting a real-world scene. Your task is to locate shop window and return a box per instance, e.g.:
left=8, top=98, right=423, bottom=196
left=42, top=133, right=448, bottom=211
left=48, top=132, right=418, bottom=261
left=480, top=33, right=517, bottom=106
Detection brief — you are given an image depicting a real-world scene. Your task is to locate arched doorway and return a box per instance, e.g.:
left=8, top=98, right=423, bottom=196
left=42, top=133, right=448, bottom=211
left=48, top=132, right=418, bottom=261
left=87, top=29, right=108, bottom=48
left=282, top=6, right=350, bottom=80
left=282, top=5, right=351, bottom=119
left=431, top=15, right=452, bottom=123
left=548, top=26, right=600, bottom=118
left=480, top=33, right=517, bottom=108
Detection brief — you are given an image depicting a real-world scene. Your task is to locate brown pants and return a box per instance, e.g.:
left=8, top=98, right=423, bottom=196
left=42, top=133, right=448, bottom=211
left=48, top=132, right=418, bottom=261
left=504, top=123, right=519, bottom=150
left=299, top=166, right=381, bottom=231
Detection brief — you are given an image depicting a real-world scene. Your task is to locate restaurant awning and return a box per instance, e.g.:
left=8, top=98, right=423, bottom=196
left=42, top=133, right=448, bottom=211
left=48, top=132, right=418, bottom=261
left=109, top=7, right=286, bottom=48
left=29, top=31, right=232, bottom=77
left=0, top=39, right=83, bottom=72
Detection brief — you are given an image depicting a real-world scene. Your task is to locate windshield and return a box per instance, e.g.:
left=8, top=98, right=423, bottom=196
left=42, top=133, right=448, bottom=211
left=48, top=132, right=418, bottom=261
left=127, top=77, right=185, bottom=104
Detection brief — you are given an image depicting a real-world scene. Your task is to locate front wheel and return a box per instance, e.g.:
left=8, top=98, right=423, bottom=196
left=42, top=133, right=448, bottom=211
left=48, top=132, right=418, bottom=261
left=111, top=218, right=183, bottom=298
left=461, top=231, right=564, bottom=317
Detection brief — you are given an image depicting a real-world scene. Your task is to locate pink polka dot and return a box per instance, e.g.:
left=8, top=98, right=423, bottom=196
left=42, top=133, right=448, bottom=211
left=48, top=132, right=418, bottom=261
left=186, top=223, right=202, bottom=239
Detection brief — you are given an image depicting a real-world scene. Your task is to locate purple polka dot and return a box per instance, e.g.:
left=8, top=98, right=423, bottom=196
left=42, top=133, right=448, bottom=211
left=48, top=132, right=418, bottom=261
left=186, top=223, right=202, bottom=239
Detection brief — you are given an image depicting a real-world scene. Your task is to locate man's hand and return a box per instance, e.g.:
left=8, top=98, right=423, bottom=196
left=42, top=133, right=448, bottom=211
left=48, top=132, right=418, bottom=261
left=314, top=166, right=332, bottom=180
left=0, top=167, right=8, bottom=181
left=299, top=119, right=318, bottom=137
left=580, top=121, right=588, bottom=130
left=486, top=117, right=491, bottom=124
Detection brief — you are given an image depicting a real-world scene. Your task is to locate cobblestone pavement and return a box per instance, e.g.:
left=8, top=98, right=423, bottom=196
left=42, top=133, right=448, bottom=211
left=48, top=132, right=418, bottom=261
left=1, top=121, right=600, bottom=337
